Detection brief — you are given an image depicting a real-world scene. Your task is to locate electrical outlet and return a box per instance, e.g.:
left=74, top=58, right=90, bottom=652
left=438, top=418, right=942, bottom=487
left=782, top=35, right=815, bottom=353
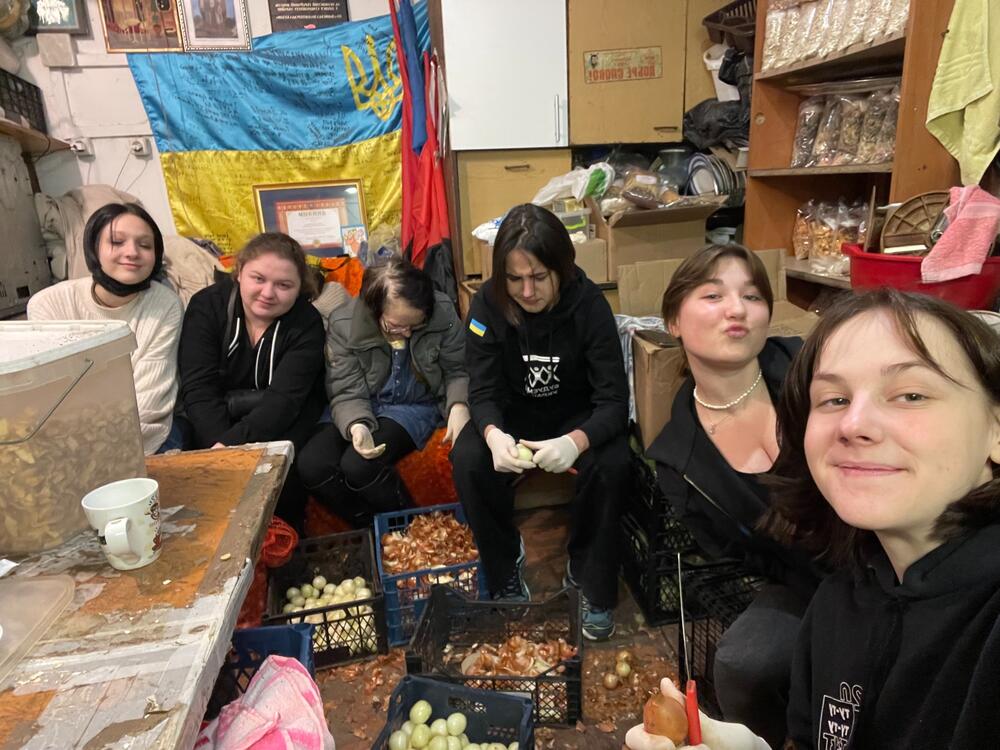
left=69, top=138, right=93, bottom=157
left=129, top=137, right=152, bottom=157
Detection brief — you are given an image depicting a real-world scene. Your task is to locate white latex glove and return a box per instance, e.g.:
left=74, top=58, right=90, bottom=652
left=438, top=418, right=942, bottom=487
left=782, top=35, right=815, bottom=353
left=520, top=435, right=580, bottom=473
left=485, top=427, right=535, bottom=473
left=350, top=423, right=386, bottom=459
left=442, top=403, right=471, bottom=445
left=624, top=678, right=771, bottom=750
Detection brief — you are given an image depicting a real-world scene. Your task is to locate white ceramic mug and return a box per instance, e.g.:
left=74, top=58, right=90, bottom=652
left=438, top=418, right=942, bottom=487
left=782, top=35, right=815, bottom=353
left=81, top=478, right=162, bottom=570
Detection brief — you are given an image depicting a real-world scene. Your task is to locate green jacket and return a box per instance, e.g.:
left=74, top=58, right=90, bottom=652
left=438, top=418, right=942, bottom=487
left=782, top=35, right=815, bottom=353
left=324, top=292, right=469, bottom=438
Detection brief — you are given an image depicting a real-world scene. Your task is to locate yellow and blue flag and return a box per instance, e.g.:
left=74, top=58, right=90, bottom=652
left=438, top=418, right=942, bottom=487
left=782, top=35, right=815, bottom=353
left=128, top=8, right=428, bottom=254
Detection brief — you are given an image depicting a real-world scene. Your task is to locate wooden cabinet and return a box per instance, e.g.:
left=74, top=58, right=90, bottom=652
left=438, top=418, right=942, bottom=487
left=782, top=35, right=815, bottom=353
left=442, top=0, right=568, bottom=150
left=567, top=0, right=687, bottom=145
left=743, top=0, right=960, bottom=252
left=456, top=149, right=572, bottom=274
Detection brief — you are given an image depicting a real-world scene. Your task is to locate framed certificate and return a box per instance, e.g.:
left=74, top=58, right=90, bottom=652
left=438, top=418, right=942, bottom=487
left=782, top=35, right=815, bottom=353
left=253, top=180, right=367, bottom=257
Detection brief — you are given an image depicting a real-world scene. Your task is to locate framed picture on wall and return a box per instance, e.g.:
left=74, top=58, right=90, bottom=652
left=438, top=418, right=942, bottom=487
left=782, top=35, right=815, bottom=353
left=253, top=180, right=368, bottom=257
left=97, top=0, right=183, bottom=52
left=177, top=0, right=251, bottom=51
left=28, top=0, right=90, bottom=35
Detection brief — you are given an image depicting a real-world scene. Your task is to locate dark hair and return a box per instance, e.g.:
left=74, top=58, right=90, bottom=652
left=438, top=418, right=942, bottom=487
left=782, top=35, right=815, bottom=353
left=233, top=233, right=317, bottom=300
left=490, top=204, right=576, bottom=323
left=360, top=257, right=435, bottom=322
left=83, top=202, right=164, bottom=279
left=762, top=288, right=1000, bottom=567
left=660, top=244, right=774, bottom=324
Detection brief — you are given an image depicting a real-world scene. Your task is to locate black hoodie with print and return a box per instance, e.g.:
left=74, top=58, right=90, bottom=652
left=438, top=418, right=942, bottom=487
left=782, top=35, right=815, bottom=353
left=786, top=523, right=1000, bottom=749
left=465, top=267, right=627, bottom=447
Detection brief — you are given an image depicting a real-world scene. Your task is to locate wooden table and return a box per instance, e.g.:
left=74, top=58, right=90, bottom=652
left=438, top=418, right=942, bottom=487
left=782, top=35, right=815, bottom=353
left=0, top=443, right=292, bottom=750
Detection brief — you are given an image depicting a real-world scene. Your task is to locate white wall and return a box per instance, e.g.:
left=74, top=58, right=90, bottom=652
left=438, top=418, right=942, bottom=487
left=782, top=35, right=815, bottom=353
left=11, top=0, right=390, bottom=235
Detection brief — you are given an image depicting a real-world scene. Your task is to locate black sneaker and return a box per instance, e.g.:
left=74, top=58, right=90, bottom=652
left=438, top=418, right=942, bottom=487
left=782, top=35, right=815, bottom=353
left=491, top=536, right=529, bottom=602
left=581, top=594, right=615, bottom=641
left=562, top=559, right=580, bottom=589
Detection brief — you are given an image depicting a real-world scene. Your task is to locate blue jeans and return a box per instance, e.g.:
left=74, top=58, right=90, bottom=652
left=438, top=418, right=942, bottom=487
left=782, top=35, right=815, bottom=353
left=155, top=419, right=187, bottom=454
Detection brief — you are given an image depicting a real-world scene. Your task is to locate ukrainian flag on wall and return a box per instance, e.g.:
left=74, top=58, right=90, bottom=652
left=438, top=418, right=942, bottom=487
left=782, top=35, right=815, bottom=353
left=128, top=6, right=428, bottom=254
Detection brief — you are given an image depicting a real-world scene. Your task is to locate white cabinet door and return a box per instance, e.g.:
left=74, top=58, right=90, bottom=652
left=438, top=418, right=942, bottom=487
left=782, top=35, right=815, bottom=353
left=442, top=0, right=567, bottom=150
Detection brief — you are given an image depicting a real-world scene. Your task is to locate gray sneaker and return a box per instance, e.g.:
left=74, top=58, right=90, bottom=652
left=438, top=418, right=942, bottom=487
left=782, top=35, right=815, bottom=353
left=491, top=536, right=529, bottom=602
left=562, top=559, right=580, bottom=589
left=581, top=593, right=615, bottom=641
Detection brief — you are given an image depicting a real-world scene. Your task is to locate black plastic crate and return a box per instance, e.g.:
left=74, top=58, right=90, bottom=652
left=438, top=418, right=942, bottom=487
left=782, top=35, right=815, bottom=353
left=375, top=503, right=486, bottom=646
left=373, top=675, right=535, bottom=749
left=677, top=565, right=764, bottom=716
left=205, top=623, right=315, bottom=720
left=0, top=69, right=46, bottom=133
left=620, top=511, right=717, bottom=625
left=628, top=452, right=698, bottom=552
left=407, top=586, right=583, bottom=726
left=263, top=529, right=389, bottom=669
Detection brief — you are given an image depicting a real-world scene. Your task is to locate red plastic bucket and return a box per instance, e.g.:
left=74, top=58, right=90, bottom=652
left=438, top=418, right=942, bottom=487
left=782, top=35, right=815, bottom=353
left=846, top=245, right=1000, bottom=310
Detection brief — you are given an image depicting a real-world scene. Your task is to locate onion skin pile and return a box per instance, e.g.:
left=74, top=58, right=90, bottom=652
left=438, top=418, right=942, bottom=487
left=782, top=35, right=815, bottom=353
left=381, top=512, right=478, bottom=581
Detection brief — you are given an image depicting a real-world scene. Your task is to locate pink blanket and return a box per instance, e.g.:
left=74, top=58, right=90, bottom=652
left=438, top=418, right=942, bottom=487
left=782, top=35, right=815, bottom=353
left=196, top=656, right=335, bottom=750
left=922, top=185, right=1000, bottom=283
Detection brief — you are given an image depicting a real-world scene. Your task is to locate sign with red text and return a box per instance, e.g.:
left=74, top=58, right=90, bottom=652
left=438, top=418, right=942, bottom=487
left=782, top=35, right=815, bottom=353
left=583, top=46, right=662, bottom=84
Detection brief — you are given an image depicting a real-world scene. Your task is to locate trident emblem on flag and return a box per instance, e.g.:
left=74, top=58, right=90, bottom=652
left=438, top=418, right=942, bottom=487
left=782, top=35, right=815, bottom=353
left=342, top=35, right=403, bottom=122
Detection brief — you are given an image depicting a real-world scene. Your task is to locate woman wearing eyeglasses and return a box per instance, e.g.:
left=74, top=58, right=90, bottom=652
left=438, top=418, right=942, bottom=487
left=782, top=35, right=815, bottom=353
left=298, top=258, right=470, bottom=527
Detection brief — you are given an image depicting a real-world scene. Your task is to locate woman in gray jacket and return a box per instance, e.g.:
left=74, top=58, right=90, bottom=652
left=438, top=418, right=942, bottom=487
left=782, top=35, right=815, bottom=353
left=298, top=258, right=469, bottom=527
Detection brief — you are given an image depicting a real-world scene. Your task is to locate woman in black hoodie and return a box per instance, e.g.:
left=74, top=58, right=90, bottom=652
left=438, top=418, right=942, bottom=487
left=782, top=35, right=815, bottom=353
left=178, top=233, right=326, bottom=526
left=450, top=203, right=629, bottom=642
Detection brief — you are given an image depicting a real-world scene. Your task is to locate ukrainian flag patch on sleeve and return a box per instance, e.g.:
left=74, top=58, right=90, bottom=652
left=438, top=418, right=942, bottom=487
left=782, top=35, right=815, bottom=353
left=469, top=318, right=487, bottom=337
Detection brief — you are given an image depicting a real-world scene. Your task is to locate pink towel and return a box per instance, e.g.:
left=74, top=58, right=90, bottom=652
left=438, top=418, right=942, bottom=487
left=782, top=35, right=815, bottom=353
left=195, top=656, right=335, bottom=750
left=922, top=185, right=1000, bottom=282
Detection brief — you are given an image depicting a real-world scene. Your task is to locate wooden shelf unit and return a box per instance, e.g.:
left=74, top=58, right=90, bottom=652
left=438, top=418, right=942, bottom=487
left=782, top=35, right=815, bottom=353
left=0, top=119, right=69, bottom=156
left=749, top=163, right=893, bottom=177
left=743, top=1, right=959, bottom=253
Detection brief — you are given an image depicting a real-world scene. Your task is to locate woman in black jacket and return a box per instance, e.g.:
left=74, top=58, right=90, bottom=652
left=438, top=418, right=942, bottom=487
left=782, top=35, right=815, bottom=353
left=178, top=233, right=326, bottom=526
left=450, top=203, right=629, bottom=642
left=646, top=244, right=820, bottom=747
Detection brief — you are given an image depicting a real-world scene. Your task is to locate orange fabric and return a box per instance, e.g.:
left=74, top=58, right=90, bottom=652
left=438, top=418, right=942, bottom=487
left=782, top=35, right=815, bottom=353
left=304, top=499, right=354, bottom=538
left=236, top=518, right=299, bottom=629
left=398, top=427, right=457, bottom=507
left=321, top=256, right=364, bottom=297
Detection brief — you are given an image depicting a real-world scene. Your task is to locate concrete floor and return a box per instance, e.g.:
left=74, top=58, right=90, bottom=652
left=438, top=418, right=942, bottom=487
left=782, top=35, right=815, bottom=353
left=318, top=505, right=683, bottom=749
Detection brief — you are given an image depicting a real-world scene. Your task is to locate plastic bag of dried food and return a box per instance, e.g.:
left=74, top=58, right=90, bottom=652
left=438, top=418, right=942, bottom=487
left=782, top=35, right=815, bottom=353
left=810, top=96, right=842, bottom=167
left=832, top=95, right=868, bottom=165
left=818, top=0, right=851, bottom=57
left=803, top=0, right=831, bottom=58
left=792, top=1, right=820, bottom=62
left=809, top=200, right=842, bottom=273
left=762, top=7, right=787, bottom=71
left=791, top=96, right=826, bottom=167
left=884, top=0, right=910, bottom=36
left=793, top=200, right=817, bottom=259
left=829, top=200, right=865, bottom=275
left=871, top=85, right=900, bottom=163
left=855, top=89, right=890, bottom=163
left=773, top=4, right=802, bottom=69
left=841, top=0, right=872, bottom=48
left=621, top=168, right=664, bottom=209
left=864, top=0, right=892, bottom=42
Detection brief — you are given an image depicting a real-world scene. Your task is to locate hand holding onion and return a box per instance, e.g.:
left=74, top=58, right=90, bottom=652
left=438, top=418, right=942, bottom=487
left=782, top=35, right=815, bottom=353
left=624, top=678, right=772, bottom=750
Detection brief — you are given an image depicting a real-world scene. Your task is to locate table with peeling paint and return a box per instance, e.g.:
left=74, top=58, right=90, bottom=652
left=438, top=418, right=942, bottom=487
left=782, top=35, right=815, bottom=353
left=0, top=442, right=292, bottom=750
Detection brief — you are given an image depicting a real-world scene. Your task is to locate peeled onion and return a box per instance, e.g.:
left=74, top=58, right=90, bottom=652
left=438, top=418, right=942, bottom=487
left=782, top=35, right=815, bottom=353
left=615, top=660, right=632, bottom=678
left=643, top=692, right=688, bottom=744
left=409, top=699, right=433, bottom=725
left=516, top=444, right=534, bottom=462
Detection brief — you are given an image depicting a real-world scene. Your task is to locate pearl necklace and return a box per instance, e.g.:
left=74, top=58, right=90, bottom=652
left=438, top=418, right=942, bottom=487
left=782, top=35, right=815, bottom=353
left=693, top=368, right=763, bottom=411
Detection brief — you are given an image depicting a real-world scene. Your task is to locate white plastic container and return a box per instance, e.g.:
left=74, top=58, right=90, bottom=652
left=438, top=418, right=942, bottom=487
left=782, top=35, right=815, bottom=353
left=0, top=321, right=146, bottom=556
left=703, top=44, right=741, bottom=102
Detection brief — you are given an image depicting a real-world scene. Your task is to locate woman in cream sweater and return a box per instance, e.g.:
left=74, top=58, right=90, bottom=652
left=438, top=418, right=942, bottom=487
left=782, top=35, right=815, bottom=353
left=27, top=203, right=183, bottom=455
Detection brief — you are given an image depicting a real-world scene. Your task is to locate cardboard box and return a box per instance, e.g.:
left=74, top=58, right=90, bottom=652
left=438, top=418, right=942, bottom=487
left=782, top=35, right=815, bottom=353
left=478, top=236, right=608, bottom=284
left=588, top=197, right=721, bottom=281
left=626, top=249, right=820, bottom=450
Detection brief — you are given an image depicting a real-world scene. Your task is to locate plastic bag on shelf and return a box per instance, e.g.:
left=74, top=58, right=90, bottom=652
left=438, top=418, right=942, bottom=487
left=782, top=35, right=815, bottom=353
left=884, top=0, right=910, bottom=37
left=855, top=89, right=890, bottom=163
left=864, top=0, right=892, bottom=42
left=621, top=168, right=664, bottom=209
left=841, top=0, right=872, bottom=48
left=793, top=200, right=817, bottom=259
left=791, top=96, right=827, bottom=167
left=773, top=4, right=802, bottom=69
left=809, top=200, right=843, bottom=273
left=871, top=85, right=900, bottom=163
left=829, top=200, right=863, bottom=275
left=531, top=163, right=614, bottom=205
left=818, top=0, right=851, bottom=57
left=803, top=0, right=831, bottom=59
left=809, top=97, right=842, bottom=167
left=762, top=7, right=787, bottom=71
left=792, top=1, right=820, bottom=63
left=832, top=94, right=868, bottom=165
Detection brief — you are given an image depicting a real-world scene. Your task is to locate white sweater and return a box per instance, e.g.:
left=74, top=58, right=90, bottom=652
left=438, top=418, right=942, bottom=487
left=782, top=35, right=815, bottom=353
left=27, top=277, right=184, bottom=455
